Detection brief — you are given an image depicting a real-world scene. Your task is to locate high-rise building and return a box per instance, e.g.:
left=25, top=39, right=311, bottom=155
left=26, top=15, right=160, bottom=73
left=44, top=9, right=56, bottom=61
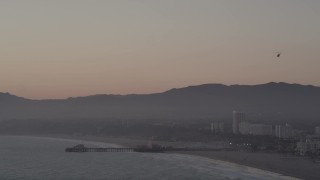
left=233, top=111, right=245, bottom=134
left=275, top=123, right=294, bottom=139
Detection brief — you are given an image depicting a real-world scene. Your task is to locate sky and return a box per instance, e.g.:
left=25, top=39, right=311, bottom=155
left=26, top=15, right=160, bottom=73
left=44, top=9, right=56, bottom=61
left=0, top=0, right=319, bottom=99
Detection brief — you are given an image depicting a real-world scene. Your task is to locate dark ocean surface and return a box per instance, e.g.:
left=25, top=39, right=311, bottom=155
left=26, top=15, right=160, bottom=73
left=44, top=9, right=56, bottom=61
left=0, top=136, right=299, bottom=180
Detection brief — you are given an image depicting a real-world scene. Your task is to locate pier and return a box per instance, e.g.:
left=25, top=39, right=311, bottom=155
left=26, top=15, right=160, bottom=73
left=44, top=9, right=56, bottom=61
left=65, top=144, right=233, bottom=153
left=65, top=147, right=135, bottom=152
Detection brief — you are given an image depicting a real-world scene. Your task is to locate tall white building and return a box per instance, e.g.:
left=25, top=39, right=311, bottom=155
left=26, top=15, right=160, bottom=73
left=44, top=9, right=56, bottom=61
left=275, top=123, right=294, bottom=139
left=233, top=111, right=245, bottom=134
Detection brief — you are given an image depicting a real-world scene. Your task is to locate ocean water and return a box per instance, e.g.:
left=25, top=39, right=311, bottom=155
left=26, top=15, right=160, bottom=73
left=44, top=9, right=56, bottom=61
left=0, top=136, right=299, bottom=180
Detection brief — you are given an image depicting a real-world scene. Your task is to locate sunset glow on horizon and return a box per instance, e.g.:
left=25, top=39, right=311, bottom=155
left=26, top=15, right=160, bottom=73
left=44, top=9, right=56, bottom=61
left=1, top=0, right=320, bottom=99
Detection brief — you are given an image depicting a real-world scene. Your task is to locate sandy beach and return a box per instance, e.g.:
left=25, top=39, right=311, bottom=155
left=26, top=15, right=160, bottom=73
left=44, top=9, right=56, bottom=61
left=176, top=151, right=320, bottom=180
left=25, top=134, right=320, bottom=180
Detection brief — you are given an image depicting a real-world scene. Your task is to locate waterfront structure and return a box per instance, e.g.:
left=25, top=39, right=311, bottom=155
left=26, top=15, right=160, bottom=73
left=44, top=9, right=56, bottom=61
left=275, top=123, right=294, bottom=139
left=232, top=111, right=245, bottom=134
left=65, top=144, right=232, bottom=153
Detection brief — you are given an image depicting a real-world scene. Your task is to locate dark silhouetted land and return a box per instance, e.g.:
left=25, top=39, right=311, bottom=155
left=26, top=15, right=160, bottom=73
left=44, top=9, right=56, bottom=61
left=1, top=82, right=320, bottom=123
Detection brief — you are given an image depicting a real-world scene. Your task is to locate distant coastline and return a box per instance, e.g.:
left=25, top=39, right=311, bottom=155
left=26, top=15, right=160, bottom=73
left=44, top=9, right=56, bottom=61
left=6, top=134, right=317, bottom=180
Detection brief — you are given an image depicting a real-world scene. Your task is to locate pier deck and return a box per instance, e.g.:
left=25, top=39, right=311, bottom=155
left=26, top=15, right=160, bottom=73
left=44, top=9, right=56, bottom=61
left=65, top=147, right=135, bottom=152
left=65, top=146, right=232, bottom=153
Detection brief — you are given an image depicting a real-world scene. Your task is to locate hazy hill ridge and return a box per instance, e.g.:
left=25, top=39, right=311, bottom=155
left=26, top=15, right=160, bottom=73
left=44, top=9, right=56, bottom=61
left=1, top=82, right=320, bottom=120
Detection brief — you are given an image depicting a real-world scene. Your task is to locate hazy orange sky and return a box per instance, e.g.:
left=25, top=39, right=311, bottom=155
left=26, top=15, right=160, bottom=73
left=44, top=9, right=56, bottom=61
left=1, top=0, right=320, bottom=99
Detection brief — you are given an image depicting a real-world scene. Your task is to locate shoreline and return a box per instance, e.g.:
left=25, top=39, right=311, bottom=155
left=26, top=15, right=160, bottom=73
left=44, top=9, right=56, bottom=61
left=173, top=151, right=309, bottom=180
left=2, top=134, right=319, bottom=179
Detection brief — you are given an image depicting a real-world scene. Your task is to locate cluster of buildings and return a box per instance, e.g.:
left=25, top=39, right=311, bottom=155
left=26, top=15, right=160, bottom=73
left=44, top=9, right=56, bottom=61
left=210, top=121, right=224, bottom=133
left=295, top=126, right=320, bottom=157
left=239, top=121, right=273, bottom=136
left=231, top=111, right=320, bottom=157
left=296, top=135, right=320, bottom=156
left=232, top=111, right=294, bottom=138
left=275, top=124, right=294, bottom=139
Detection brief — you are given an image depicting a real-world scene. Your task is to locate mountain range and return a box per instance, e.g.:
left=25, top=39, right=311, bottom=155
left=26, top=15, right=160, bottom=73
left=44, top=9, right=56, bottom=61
left=1, top=82, right=320, bottom=121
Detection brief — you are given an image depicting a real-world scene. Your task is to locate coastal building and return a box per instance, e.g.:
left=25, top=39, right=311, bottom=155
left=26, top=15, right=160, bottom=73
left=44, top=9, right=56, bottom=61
left=239, top=121, right=251, bottom=134
left=315, top=126, right=320, bottom=135
left=275, top=123, right=294, bottom=139
left=211, top=122, right=224, bottom=133
left=296, top=135, right=320, bottom=156
left=239, top=122, right=273, bottom=136
left=211, top=123, right=214, bottom=133
left=296, top=141, right=308, bottom=156
left=233, top=111, right=245, bottom=134
left=219, top=122, right=224, bottom=133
